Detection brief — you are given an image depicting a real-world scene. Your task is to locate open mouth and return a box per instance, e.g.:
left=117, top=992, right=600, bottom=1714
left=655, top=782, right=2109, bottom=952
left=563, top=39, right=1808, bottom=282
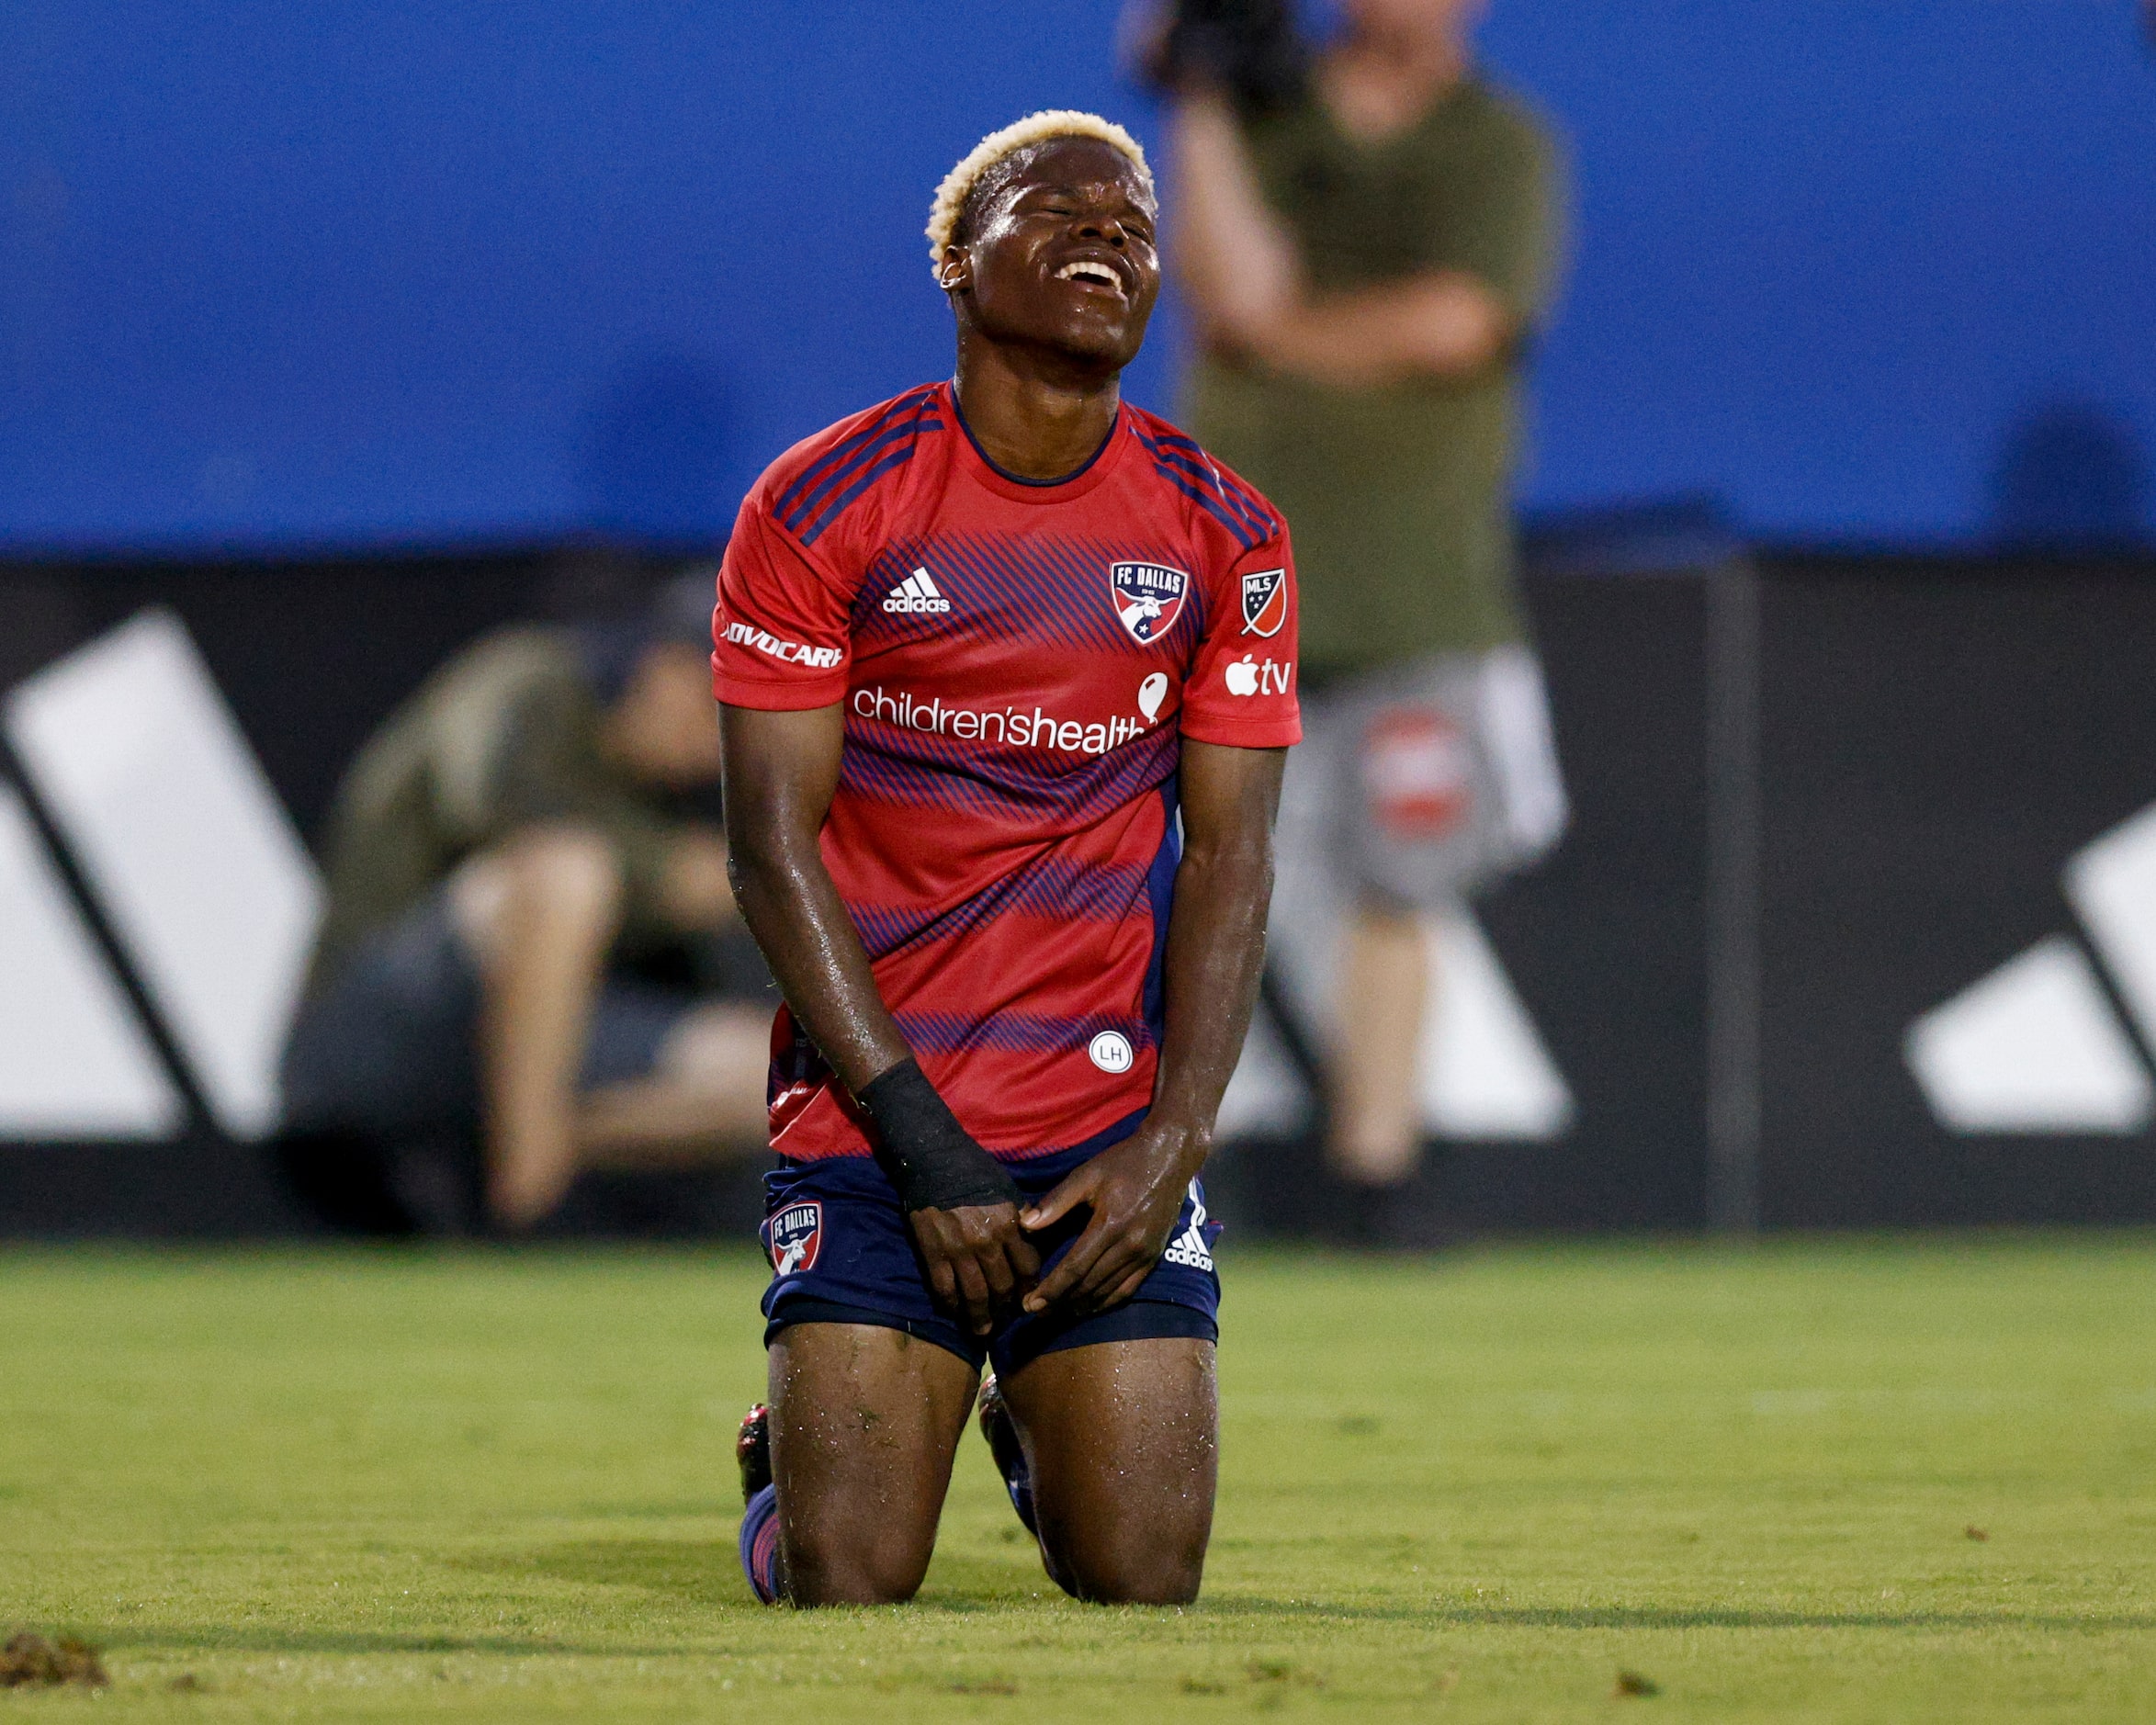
left=1055, top=259, right=1127, bottom=298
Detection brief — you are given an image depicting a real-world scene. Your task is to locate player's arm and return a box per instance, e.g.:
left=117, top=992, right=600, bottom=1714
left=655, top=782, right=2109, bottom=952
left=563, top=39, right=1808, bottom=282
left=1022, top=738, right=1285, bottom=1315
left=1168, top=91, right=1512, bottom=387
left=718, top=702, right=1040, bottom=1335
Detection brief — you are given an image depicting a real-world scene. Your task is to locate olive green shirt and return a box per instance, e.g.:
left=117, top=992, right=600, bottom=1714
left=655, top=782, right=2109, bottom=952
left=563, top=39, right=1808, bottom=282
left=306, top=626, right=683, bottom=993
left=1185, top=77, right=1563, bottom=676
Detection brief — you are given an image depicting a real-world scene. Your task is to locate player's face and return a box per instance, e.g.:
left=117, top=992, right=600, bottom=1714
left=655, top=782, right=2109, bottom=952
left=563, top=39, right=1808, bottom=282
left=951, top=139, right=1160, bottom=370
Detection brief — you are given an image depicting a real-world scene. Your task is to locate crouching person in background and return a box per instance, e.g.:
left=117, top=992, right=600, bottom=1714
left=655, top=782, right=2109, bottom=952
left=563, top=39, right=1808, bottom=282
left=277, top=578, right=772, bottom=1235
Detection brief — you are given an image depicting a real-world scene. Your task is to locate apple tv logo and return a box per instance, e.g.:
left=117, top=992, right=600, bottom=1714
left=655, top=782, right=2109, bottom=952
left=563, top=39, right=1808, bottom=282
left=1224, top=654, right=1290, bottom=697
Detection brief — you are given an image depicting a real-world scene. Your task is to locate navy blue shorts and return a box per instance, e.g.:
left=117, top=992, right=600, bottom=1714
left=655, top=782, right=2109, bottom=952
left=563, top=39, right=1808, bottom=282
left=759, top=1122, right=1224, bottom=1380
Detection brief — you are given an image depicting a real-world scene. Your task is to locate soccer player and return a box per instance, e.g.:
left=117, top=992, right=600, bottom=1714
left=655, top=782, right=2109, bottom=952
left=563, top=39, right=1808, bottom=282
left=714, top=111, right=1299, bottom=1607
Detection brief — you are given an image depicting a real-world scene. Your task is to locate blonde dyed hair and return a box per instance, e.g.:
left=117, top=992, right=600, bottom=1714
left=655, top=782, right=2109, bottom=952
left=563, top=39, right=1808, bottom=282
left=925, top=110, right=1154, bottom=278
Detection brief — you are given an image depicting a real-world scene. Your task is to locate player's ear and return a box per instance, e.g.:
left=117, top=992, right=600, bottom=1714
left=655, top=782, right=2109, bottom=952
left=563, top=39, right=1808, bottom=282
left=937, top=243, right=972, bottom=296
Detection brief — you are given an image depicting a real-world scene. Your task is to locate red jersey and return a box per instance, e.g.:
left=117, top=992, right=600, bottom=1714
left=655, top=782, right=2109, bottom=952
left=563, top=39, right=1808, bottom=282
left=714, top=381, right=1300, bottom=1163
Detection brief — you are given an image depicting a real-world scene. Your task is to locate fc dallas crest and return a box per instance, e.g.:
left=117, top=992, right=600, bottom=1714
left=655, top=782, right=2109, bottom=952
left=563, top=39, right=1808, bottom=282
left=1109, top=561, right=1189, bottom=645
left=764, top=1201, right=823, bottom=1276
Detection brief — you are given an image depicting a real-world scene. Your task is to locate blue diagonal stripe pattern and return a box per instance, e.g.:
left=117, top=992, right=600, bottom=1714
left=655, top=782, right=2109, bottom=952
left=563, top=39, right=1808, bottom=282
left=774, top=385, right=939, bottom=526
left=847, top=852, right=1151, bottom=962
left=776, top=387, right=945, bottom=546
left=851, top=531, right=1208, bottom=654
left=893, top=1009, right=1156, bottom=1056
left=838, top=716, right=1180, bottom=825
left=1132, top=425, right=1268, bottom=551
left=1138, top=423, right=1278, bottom=542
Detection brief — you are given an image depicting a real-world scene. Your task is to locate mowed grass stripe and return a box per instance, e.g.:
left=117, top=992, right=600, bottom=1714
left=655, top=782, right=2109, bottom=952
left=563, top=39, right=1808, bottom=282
left=1, top=1236, right=2152, bottom=1720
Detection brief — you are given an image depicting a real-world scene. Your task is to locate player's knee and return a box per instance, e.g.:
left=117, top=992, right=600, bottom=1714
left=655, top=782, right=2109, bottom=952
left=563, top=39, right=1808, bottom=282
left=1045, top=1526, right=1205, bottom=1607
left=1067, top=1551, right=1203, bottom=1607
left=783, top=1521, right=931, bottom=1607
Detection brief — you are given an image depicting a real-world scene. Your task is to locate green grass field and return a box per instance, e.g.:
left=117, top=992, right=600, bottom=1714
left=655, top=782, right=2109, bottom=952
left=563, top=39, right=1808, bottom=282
left=4, top=1236, right=2154, bottom=1721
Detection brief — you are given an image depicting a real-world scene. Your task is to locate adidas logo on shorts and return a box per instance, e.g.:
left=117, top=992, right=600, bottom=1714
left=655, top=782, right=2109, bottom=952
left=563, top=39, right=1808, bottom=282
left=882, top=568, right=951, bottom=614
left=1161, top=1182, right=1214, bottom=1272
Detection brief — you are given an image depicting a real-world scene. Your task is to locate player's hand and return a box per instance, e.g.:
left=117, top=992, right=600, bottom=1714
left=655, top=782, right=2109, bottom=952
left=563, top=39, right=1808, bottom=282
left=1018, top=1123, right=1204, bottom=1318
left=908, top=1201, right=1041, bottom=1337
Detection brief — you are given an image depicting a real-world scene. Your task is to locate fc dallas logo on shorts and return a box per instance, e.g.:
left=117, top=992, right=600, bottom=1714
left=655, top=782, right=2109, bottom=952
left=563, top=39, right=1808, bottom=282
left=765, top=1201, right=824, bottom=1276
left=1239, top=567, right=1287, bottom=637
left=1109, top=561, right=1189, bottom=645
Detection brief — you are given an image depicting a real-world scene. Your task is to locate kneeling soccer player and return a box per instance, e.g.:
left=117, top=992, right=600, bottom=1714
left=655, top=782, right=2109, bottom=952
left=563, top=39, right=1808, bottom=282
left=716, top=110, right=1300, bottom=1607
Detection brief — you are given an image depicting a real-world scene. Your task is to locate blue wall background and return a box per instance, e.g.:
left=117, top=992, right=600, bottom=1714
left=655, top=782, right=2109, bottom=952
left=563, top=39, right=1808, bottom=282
left=4, top=1, right=2152, bottom=553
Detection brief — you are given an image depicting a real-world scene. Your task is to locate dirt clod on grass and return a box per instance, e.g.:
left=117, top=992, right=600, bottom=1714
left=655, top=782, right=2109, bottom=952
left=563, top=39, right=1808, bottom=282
left=1, top=1631, right=109, bottom=1688
left=1614, top=1668, right=1662, bottom=1697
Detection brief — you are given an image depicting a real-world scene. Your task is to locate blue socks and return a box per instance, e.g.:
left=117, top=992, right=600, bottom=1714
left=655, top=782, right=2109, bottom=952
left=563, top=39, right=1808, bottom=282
left=738, top=1483, right=785, bottom=1605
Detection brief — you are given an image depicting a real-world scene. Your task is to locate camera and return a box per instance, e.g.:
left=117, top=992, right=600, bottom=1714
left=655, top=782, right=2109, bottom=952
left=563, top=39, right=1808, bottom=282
left=1132, top=0, right=1309, bottom=113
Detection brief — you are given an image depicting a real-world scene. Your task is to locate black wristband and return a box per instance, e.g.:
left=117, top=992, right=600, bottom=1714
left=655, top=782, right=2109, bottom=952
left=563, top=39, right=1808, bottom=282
left=857, top=1058, right=1022, bottom=1213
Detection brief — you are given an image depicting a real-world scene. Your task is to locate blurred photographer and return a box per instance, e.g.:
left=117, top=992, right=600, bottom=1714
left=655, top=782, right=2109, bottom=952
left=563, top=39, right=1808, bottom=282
left=1144, top=0, right=1568, bottom=1233
left=277, top=576, right=772, bottom=1235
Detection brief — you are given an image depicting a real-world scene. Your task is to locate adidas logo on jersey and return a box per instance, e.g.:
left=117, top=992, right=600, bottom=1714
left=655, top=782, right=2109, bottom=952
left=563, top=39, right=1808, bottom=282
left=882, top=568, right=951, bottom=614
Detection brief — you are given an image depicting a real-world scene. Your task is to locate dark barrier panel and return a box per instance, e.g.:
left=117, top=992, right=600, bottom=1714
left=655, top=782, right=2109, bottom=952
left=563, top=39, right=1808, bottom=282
left=1755, top=554, right=2156, bottom=1226
left=0, top=547, right=672, bottom=841
left=4, top=547, right=2153, bottom=1235
left=1449, top=568, right=1714, bottom=1232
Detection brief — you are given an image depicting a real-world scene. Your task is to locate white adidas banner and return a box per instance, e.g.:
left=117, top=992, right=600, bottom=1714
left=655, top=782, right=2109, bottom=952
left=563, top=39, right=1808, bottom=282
left=1906, top=803, right=2156, bottom=1134
left=1217, top=905, right=1574, bottom=1144
left=0, top=784, right=183, bottom=1137
left=0, top=611, right=322, bottom=1141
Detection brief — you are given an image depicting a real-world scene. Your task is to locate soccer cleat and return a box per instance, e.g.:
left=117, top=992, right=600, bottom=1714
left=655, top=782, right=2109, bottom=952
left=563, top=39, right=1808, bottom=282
left=735, top=1404, right=783, bottom=1604
left=736, top=1402, right=772, bottom=1505
left=976, top=1374, right=1038, bottom=1537
left=738, top=1483, right=784, bottom=1605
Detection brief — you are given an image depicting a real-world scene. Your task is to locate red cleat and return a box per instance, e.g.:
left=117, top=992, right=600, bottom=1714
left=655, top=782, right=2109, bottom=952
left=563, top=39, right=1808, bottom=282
left=736, top=1402, right=772, bottom=1505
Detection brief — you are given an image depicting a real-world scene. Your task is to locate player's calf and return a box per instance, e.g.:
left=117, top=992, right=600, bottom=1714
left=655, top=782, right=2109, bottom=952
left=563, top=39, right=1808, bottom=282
left=997, top=1336, right=1219, bottom=1607
left=754, top=1325, right=977, bottom=1607
left=737, top=1394, right=940, bottom=1606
